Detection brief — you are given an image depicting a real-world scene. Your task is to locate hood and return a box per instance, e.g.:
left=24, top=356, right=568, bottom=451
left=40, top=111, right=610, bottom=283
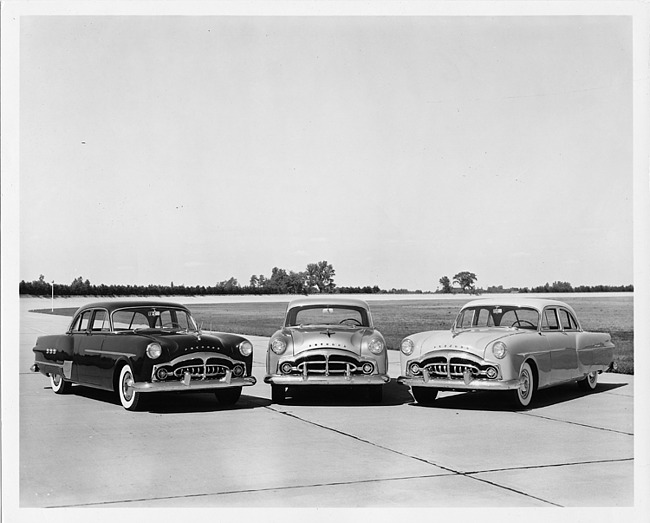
left=136, top=330, right=242, bottom=359
left=288, top=326, right=370, bottom=356
left=415, top=328, right=525, bottom=359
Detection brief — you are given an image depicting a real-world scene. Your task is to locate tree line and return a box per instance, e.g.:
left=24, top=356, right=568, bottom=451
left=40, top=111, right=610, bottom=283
left=20, top=261, right=340, bottom=297
left=436, top=272, right=633, bottom=294
left=19, top=267, right=633, bottom=297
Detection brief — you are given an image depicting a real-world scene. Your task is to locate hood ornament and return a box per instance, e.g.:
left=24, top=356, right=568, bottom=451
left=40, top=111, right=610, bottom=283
left=321, top=329, right=335, bottom=338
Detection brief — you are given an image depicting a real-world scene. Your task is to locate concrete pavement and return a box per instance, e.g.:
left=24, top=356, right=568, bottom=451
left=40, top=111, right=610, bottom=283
left=13, top=298, right=635, bottom=509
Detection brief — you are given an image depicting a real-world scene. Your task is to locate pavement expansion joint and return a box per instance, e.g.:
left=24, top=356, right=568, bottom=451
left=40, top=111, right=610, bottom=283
left=517, top=411, right=634, bottom=436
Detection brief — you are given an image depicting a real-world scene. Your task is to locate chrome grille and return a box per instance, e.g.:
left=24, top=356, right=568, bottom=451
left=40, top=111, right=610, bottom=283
left=173, top=363, right=228, bottom=379
left=153, top=354, right=242, bottom=382
left=286, top=353, right=369, bottom=376
left=421, top=356, right=489, bottom=379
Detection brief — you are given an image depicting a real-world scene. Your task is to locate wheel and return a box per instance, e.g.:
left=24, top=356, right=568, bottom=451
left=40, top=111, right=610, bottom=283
left=411, top=386, right=438, bottom=405
left=215, top=387, right=242, bottom=405
left=367, top=386, right=383, bottom=403
left=50, top=373, right=72, bottom=394
left=511, top=361, right=535, bottom=409
left=271, top=384, right=286, bottom=403
left=118, top=364, right=142, bottom=411
left=578, top=371, right=598, bottom=391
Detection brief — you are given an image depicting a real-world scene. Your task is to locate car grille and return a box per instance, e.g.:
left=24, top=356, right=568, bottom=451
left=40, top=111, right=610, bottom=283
left=153, top=354, right=243, bottom=382
left=284, top=353, right=372, bottom=376
left=419, top=356, right=494, bottom=380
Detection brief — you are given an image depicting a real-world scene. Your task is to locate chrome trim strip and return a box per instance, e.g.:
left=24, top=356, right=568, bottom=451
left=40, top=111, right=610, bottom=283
left=265, top=374, right=389, bottom=386
left=397, top=376, right=522, bottom=391
left=85, top=349, right=138, bottom=357
left=131, top=376, right=256, bottom=392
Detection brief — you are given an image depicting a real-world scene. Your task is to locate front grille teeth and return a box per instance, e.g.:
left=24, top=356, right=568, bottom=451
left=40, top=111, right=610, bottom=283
left=283, top=353, right=373, bottom=377
left=152, top=353, right=244, bottom=382
left=415, top=356, right=497, bottom=380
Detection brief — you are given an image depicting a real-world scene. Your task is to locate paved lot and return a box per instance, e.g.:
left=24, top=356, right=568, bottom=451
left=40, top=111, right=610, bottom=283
left=13, top=298, right=635, bottom=510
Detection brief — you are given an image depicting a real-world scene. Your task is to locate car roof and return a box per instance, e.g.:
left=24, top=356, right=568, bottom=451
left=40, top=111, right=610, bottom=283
left=286, top=296, right=371, bottom=310
left=75, top=300, right=190, bottom=314
left=462, top=297, right=576, bottom=314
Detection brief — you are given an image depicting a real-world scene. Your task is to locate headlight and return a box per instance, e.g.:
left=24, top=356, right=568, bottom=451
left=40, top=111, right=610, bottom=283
left=239, top=340, right=253, bottom=357
left=368, top=338, right=385, bottom=355
left=270, top=337, right=287, bottom=355
left=401, top=338, right=414, bottom=356
left=492, top=341, right=507, bottom=359
left=146, top=342, right=162, bottom=359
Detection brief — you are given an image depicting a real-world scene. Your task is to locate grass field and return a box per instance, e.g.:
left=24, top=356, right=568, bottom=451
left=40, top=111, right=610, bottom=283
left=35, top=294, right=634, bottom=374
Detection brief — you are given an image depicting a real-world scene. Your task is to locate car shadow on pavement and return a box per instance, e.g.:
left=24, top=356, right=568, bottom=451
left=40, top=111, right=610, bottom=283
left=64, top=385, right=268, bottom=413
left=408, top=381, right=628, bottom=412
left=273, top=379, right=414, bottom=407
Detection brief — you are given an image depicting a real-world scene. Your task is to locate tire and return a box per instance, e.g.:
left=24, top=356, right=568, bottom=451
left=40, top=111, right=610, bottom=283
left=215, top=387, right=242, bottom=405
left=412, top=386, right=438, bottom=405
left=50, top=373, right=72, bottom=394
left=511, top=361, right=535, bottom=409
left=367, top=386, right=383, bottom=404
left=118, top=364, right=142, bottom=411
left=578, top=371, right=598, bottom=391
left=271, top=384, right=286, bottom=404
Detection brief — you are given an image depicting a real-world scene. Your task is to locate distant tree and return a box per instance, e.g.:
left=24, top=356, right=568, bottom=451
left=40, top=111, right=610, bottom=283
left=306, top=260, right=336, bottom=293
left=439, top=276, right=452, bottom=293
left=453, top=271, right=477, bottom=294
left=216, top=277, right=240, bottom=293
left=286, top=271, right=308, bottom=294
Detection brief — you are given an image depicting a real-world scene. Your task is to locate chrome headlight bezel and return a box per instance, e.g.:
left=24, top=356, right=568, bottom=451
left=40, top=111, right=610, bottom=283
left=492, top=341, right=507, bottom=359
left=238, top=340, right=253, bottom=357
left=270, top=337, right=287, bottom=355
left=146, top=342, right=162, bottom=359
left=401, top=338, right=415, bottom=356
left=367, top=338, right=385, bottom=355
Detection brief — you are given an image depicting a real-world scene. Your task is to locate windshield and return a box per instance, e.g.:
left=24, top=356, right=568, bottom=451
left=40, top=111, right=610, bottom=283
left=455, top=305, right=539, bottom=330
left=112, top=307, right=198, bottom=333
left=286, top=305, right=369, bottom=328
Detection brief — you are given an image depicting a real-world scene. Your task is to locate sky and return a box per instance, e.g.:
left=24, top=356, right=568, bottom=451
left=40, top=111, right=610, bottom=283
left=15, top=12, right=635, bottom=291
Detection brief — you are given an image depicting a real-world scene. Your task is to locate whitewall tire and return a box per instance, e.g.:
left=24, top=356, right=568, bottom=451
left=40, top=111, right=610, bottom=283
left=118, top=364, right=141, bottom=411
left=50, top=373, right=72, bottom=394
left=578, top=371, right=598, bottom=391
left=511, top=361, right=535, bottom=409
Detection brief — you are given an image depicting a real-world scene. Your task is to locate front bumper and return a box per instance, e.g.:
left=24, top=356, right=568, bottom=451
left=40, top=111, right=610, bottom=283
left=264, top=374, right=389, bottom=386
left=398, top=374, right=521, bottom=391
left=132, top=374, right=256, bottom=393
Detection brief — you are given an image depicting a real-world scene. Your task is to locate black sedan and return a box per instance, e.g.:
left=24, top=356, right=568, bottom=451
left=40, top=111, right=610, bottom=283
left=31, top=300, right=256, bottom=410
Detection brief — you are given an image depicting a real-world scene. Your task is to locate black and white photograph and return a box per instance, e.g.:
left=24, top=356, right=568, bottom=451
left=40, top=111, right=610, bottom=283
left=2, top=1, right=649, bottom=521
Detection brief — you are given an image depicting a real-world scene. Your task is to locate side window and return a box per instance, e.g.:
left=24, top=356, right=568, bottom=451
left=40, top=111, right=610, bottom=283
left=542, top=308, right=560, bottom=331
left=91, top=310, right=110, bottom=332
left=72, top=311, right=92, bottom=332
left=559, top=309, right=578, bottom=331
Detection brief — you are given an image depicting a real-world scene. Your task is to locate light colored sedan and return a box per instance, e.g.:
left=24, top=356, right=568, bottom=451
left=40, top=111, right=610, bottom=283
left=398, top=298, right=615, bottom=409
left=265, top=297, right=389, bottom=403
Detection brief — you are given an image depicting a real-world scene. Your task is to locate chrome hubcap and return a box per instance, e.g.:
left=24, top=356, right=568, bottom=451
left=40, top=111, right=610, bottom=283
left=520, top=370, right=530, bottom=398
left=122, top=373, right=133, bottom=401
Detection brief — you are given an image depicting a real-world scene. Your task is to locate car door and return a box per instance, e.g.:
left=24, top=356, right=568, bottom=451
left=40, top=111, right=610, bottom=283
left=540, top=307, right=578, bottom=383
left=71, top=309, right=108, bottom=386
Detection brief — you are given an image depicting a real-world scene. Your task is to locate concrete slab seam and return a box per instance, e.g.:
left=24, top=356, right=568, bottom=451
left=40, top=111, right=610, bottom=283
left=264, top=406, right=564, bottom=507
left=517, top=412, right=634, bottom=436
left=38, top=473, right=461, bottom=508
left=463, top=456, right=634, bottom=475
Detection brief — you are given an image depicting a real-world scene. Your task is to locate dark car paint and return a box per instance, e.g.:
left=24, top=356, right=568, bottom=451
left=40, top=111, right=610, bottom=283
left=32, top=301, right=252, bottom=392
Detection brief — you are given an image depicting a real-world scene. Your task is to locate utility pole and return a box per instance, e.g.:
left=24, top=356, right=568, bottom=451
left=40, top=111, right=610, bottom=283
left=49, top=281, right=54, bottom=311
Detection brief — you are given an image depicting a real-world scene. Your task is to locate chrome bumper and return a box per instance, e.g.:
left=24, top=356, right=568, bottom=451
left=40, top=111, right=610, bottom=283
left=264, top=374, right=389, bottom=386
left=132, top=375, right=256, bottom=393
left=397, top=375, right=521, bottom=391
